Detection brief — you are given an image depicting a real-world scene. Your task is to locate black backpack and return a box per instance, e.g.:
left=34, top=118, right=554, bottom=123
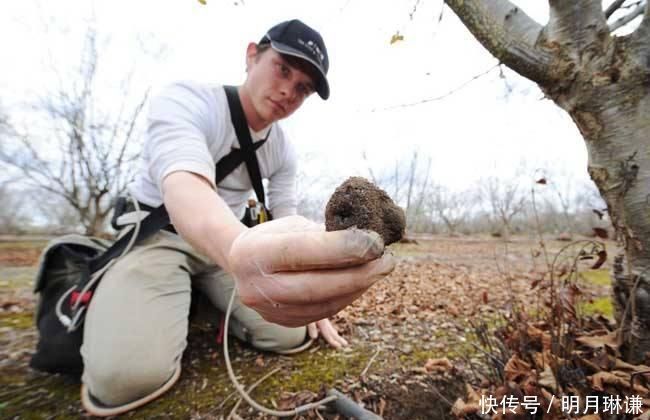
left=30, top=85, right=272, bottom=375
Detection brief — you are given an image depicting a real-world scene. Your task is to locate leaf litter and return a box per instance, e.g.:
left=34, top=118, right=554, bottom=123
left=2, top=235, right=648, bottom=419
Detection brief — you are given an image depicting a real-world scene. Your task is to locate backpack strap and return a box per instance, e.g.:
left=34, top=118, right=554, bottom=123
left=213, top=140, right=267, bottom=184
left=223, top=85, right=268, bottom=206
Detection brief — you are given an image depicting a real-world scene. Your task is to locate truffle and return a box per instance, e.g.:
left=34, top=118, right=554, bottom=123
left=325, top=177, right=406, bottom=245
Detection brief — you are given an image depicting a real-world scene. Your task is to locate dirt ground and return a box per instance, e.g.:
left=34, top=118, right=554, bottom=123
left=0, top=234, right=617, bottom=419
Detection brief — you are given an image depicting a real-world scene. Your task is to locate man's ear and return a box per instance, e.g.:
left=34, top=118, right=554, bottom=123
left=245, top=42, right=258, bottom=71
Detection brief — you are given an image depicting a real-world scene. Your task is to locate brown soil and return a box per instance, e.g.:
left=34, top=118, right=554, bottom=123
left=325, top=177, right=405, bottom=245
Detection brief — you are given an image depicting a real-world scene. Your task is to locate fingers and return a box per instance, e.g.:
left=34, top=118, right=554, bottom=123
left=252, top=289, right=366, bottom=327
left=306, top=320, right=348, bottom=349
left=259, top=253, right=396, bottom=305
left=317, top=319, right=348, bottom=349
left=245, top=228, right=386, bottom=272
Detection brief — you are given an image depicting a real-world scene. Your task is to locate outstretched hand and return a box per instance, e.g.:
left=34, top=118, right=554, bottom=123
left=228, top=215, right=395, bottom=327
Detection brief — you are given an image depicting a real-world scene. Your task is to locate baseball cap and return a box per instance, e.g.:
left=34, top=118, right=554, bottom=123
left=260, top=19, right=330, bottom=100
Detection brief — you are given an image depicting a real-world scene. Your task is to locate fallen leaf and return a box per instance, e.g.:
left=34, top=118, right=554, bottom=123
left=451, top=398, right=479, bottom=417
left=614, top=358, right=650, bottom=372
left=538, top=365, right=557, bottom=390
left=576, top=331, right=619, bottom=350
left=465, top=384, right=481, bottom=404
left=424, top=357, right=453, bottom=373
left=527, top=325, right=552, bottom=350
left=389, top=32, right=404, bottom=44
left=504, top=355, right=531, bottom=382
left=590, top=371, right=630, bottom=392
left=277, top=390, right=317, bottom=410
left=541, top=388, right=560, bottom=411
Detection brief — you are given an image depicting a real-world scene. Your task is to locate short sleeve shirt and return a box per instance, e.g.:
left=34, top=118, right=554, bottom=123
left=129, top=81, right=298, bottom=218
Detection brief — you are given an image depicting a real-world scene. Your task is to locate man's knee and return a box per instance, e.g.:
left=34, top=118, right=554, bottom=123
left=247, top=323, right=307, bottom=352
left=83, top=356, right=178, bottom=406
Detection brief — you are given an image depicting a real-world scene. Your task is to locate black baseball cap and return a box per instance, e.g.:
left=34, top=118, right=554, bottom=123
left=260, top=19, right=330, bottom=100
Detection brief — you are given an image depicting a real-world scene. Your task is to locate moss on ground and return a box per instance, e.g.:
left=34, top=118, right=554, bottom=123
left=0, top=328, right=381, bottom=418
left=0, top=267, right=37, bottom=289
left=0, top=311, right=34, bottom=329
left=579, top=297, right=614, bottom=318
left=0, top=373, right=81, bottom=419
left=579, top=269, right=611, bottom=286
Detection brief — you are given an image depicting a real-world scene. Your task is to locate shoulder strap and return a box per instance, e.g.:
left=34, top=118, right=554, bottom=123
left=223, top=85, right=267, bottom=205
left=213, top=140, right=266, bottom=185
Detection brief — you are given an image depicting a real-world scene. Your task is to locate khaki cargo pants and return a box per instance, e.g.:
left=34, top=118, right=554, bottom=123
left=80, top=216, right=306, bottom=408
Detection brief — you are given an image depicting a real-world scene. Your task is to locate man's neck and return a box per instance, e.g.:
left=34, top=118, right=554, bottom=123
left=237, top=85, right=270, bottom=132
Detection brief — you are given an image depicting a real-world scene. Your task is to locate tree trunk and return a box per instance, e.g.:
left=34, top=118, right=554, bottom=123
left=445, top=0, right=650, bottom=362
left=569, top=46, right=650, bottom=362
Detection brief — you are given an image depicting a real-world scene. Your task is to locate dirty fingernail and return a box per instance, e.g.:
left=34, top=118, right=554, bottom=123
left=375, top=253, right=396, bottom=275
left=347, top=229, right=384, bottom=259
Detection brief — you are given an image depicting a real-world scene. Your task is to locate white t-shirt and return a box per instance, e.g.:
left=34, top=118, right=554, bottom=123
left=129, top=81, right=298, bottom=219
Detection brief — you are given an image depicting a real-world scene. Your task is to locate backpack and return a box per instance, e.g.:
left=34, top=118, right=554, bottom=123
left=30, top=85, right=272, bottom=375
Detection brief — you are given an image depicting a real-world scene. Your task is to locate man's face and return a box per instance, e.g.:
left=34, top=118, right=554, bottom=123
left=242, top=44, right=316, bottom=126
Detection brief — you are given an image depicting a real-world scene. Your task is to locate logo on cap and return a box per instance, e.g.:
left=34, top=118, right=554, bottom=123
left=298, top=38, right=325, bottom=66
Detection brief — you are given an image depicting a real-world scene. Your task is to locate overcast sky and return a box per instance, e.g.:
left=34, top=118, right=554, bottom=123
left=3, top=0, right=629, bottom=194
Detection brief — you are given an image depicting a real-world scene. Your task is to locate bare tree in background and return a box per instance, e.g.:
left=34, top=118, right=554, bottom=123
left=549, top=172, right=578, bottom=234
left=431, top=185, right=473, bottom=235
left=0, top=27, right=159, bottom=235
left=444, top=0, right=650, bottom=361
left=295, top=152, right=336, bottom=222
left=0, top=181, right=32, bottom=234
left=0, top=106, right=31, bottom=233
left=362, top=149, right=433, bottom=231
left=478, top=173, right=527, bottom=239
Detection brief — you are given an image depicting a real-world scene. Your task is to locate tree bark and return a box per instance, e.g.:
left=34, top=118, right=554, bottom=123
left=446, top=0, right=650, bottom=362
left=444, top=0, right=555, bottom=84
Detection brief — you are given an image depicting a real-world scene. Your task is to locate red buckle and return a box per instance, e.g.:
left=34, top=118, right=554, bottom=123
left=70, top=291, right=93, bottom=307
left=215, top=313, right=226, bottom=345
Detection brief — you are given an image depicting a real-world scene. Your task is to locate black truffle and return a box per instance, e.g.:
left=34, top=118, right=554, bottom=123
left=325, top=177, right=406, bottom=246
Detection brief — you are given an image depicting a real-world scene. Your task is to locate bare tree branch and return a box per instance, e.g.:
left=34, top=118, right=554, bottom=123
left=412, top=156, right=432, bottom=225
left=444, top=0, right=554, bottom=86
left=375, top=64, right=498, bottom=111
left=609, top=1, right=646, bottom=31
left=631, top=1, right=650, bottom=44
left=361, top=151, right=378, bottom=185
left=642, top=0, right=650, bottom=31
left=405, top=150, right=418, bottom=212
left=1, top=23, right=152, bottom=235
left=606, top=0, right=628, bottom=18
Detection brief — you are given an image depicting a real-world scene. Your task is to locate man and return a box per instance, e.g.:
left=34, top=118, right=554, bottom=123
left=80, top=19, right=395, bottom=416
